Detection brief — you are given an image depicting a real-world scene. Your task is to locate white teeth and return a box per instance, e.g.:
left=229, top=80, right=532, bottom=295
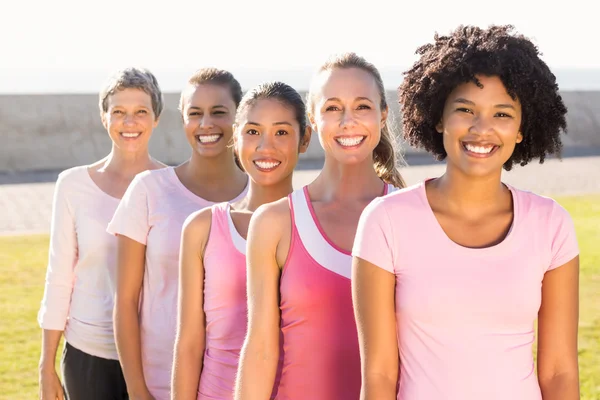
left=197, top=134, right=221, bottom=143
left=465, top=144, right=495, bottom=154
left=121, top=132, right=140, bottom=138
left=254, top=160, right=281, bottom=170
left=336, top=136, right=364, bottom=147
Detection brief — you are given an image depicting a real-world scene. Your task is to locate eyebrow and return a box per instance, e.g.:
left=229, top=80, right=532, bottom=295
left=325, top=97, right=374, bottom=103
left=187, top=105, right=228, bottom=111
left=453, top=97, right=516, bottom=110
left=111, top=105, right=150, bottom=109
left=247, top=121, right=293, bottom=127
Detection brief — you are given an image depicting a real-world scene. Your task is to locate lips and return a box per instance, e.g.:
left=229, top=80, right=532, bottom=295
left=462, top=142, right=500, bottom=158
left=253, top=159, right=281, bottom=171
left=196, top=134, right=222, bottom=144
left=335, top=135, right=366, bottom=148
left=120, top=132, right=141, bottom=138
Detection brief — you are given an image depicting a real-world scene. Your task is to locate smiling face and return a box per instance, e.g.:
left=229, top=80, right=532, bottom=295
left=101, top=88, right=158, bottom=152
left=235, top=98, right=309, bottom=187
left=436, top=75, right=523, bottom=178
left=181, top=83, right=237, bottom=158
left=310, top=67, right=387, bottom=166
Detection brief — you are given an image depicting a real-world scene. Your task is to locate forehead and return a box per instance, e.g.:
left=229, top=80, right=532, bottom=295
left=184, top=83, right=235, bottom=108
left=314, top=67, right=380, bottom=102
left=448, top=75, right=521, bottom=107
left=242, top=99, right=298, bottom=126
left=107, top=88, right=152, bottom=107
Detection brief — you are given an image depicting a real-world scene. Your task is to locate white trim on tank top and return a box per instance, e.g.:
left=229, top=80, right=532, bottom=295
left=291, top=184, right=397, bottom=279
left=226, top=203, right=247, bottom=255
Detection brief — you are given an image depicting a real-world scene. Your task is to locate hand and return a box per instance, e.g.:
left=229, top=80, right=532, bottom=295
left=39, top=367, right=64, bottom=400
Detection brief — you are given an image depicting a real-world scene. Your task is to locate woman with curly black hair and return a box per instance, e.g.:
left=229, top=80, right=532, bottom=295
left=351, top=25, right=580, bottom=400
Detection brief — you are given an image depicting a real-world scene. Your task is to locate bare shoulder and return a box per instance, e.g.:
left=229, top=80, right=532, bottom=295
left=182, top=207, right=213, bottom=240
left=251, top=197, right=291, bottom=231
left=250, top=197, right=293, bottom=268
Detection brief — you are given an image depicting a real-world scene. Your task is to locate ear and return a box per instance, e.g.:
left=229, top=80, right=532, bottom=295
left=153, top=116, right=160, bottom=129
left=298, top=126, right=313, bottom=154
left=307, top=112, right=318, bottom=132
left=101, top=112, right=108, bottom=130
left=435, top=120, right=443, bottom=134
left=381, top=105, right=388, bottom=124
left=516, top=131, right=523, bottom=144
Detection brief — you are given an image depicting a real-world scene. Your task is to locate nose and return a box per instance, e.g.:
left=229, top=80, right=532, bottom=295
left=469, top=114, right=495, bottom=136
left=340, top=109, right=357, bottom=128
left=200, top=115, right=214, bottom=130
left=123, top=113, right=136, bottom=125
left=256, top=132, right=276, bottom=151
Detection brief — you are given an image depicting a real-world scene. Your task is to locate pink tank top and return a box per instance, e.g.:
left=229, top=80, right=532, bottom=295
left=275, top=184, right=392, bottom=400
left=198, top=202, right=248, bottom=399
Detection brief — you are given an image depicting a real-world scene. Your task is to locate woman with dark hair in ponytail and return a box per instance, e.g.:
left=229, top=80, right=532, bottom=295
left=235, top=53, right=405, bottom=400
left=172, top=81, right=311, bottom=400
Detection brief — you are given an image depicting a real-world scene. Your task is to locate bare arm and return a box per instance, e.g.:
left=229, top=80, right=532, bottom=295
left=39, top=330, right=64, bottom=400
left=172, top=210, right=211, bottom=400
left=235, top=203, right=286, bottom=400
left=352, top=256, right=399, bottom=400
left=537, top=256, right=580, bottom=400
left=114, top=235, right=154, bottom=400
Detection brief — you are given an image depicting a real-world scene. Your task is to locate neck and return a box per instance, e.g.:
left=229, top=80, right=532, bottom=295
left=183, top=149, right=244, bottom=184
left=239, top=175, right=294, bottom=212
left=100, top=145, right=154, bottom=178
left=311, top=156, right=384, bottom=201
left=435, top=165, right=506, bottom=210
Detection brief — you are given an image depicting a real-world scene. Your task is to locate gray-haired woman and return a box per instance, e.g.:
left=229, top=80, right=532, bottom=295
left=37, top=67, right=165, bottom=400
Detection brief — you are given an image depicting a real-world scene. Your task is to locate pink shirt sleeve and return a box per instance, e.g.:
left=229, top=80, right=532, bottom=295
left=38, top=171, right=78, bottom=330
left=352, top=197, right=396, bottom=274
left=107, top=173, right=150, bottom=245
left=547, top=201, right=579, bottom=271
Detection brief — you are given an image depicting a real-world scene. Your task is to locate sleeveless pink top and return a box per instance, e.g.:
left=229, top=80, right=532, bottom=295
left=198, top=202, right=248, bottom=399
left=275, top=184, right=393, bottom=400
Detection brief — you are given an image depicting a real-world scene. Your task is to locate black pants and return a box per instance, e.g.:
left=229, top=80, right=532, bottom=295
left=61, top=341, right=128, bottom=400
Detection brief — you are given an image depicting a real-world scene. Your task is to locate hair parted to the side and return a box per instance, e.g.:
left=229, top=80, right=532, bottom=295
left=178, top=68, right=243, bottom=113
left=99, top=67, right=164, bottom=119
left=398, top=25, right=568, bottom=170
left=232, top=81, right=308, bottom=171
left=307, top=52, right=406, bottom=188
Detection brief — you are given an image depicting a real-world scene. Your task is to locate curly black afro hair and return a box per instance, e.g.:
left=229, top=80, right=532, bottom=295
left=398, top=25, right=567, bottom=170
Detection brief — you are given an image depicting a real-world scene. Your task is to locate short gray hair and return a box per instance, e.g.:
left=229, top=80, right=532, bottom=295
left=99, top=67, right=164, bottom=119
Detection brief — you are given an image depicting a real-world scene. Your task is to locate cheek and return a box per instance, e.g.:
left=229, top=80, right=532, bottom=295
left=236, top=137, right=254, bottom=158
left=183, top=118, right=199, bottom=133
left=141, top=116, right=155, bottom=128
left=106, top=117, right=120, bottom=132
left=281, top=140, right=300, bottom=160
left=217, top=115, right=235, bottom=132
left=442, top=114, right=468, bottom=134
left=317, top=114, right=336, bottom=132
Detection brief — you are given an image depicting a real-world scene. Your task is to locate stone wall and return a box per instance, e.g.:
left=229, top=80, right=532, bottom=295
left=1, top=91, right=598, bottom=172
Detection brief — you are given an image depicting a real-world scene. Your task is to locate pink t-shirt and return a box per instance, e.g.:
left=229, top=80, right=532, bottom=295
left=352, top=181, right=579, bottom=400
left=38, top=166, right=121, bottom=360
left=107, top=167, right=247, bottom=400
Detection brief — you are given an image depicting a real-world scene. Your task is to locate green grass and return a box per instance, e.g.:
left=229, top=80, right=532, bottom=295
left=0, top=195, right=599, bottom=399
